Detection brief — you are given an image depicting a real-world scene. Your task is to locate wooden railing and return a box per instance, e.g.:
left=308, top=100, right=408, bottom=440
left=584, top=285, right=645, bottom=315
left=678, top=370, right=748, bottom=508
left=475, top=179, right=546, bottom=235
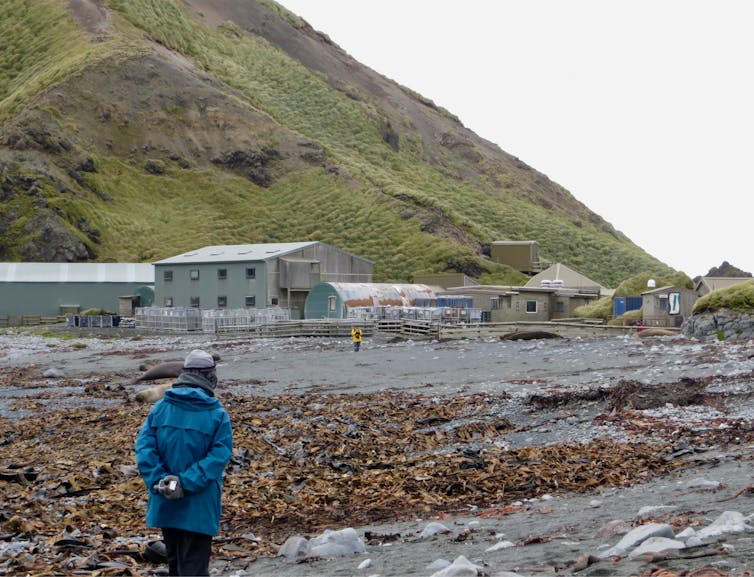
left=214, top=319, right=375, bottom=338
left=0, top=315, right=66, bottom=327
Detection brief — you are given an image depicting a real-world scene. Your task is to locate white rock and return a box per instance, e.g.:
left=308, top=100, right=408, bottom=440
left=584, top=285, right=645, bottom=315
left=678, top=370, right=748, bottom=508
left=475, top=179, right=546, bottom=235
left=357, top=558, right=372, bottom=569
left=420, top=522, right=452, bottom=538
left=308, top=527, right=366, bottom=558
left=589, top=499, right=602, bottom=508
left=598, top=523, right=675, bottom=558
left=697, top=511, right=753, bottom=540
left=429, top=555, right=482, bottom=577
left=628, top=536, right=685, bottom=558
left=636, top=505, right=675, bottom=517
left=485, top=540, right=515, bottom=552
left=676, top=527, right=696, bottom=540
left=278, top=535, right=309, bottom=560
left=686, top=477, right=722, bottom=490
left=43, top=368, right=65, bottom=378
left=686, top=535, right=704, bottom=548
left=426, top=559, right=451, bottom=571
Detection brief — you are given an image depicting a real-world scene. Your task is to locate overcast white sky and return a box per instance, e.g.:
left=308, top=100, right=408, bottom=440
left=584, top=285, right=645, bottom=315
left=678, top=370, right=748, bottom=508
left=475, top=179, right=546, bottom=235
left=281, top=1, right=753, bottom=278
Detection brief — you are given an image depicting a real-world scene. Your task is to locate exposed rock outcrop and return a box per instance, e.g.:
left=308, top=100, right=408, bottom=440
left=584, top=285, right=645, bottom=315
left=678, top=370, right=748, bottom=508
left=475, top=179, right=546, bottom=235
left=681, top=308, right=754, bottom=341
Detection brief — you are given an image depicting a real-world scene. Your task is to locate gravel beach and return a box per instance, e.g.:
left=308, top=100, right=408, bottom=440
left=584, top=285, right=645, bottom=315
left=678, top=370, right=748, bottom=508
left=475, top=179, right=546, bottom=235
left=2, top=329, right=754, bottom=576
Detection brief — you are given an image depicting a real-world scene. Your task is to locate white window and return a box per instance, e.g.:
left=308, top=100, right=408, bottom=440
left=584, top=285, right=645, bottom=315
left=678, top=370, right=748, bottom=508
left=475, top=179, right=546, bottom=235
left=190, top=269, right=200, bottom=280
left=328, top=295, right=337, bottom=312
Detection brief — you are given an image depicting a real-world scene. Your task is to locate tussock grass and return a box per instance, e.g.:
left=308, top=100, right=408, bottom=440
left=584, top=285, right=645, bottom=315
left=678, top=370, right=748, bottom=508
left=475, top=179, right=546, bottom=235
left=574, top=270, right=695, bottom=320
left=0, top=0, right=130, bottom=121
left=614, top=271, right=694, bottom=296
left=1, top=0, right=675, bottom=286
left=693, top=280, right=754, bottom=314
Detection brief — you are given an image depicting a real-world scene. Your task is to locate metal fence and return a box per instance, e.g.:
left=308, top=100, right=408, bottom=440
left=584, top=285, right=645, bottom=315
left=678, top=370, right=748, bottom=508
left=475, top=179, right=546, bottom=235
left=135, top=307, right=202, bottom=332
left=347, top=306, right=482, bottom=324
left=134, top=307, right=291, bottom=333
left=202, top=308, right=291, bottom=333
left=66, top=315, right=120, bottom=328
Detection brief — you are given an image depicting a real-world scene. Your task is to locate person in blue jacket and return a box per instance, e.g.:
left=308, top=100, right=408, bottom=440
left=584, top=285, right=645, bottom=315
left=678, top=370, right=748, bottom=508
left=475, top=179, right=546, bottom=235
left=136, top=349, right=233, bottom=576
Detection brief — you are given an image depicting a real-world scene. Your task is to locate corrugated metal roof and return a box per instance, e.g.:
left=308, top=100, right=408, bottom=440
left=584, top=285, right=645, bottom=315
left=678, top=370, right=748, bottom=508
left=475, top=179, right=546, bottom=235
left=325, top=283, right=437, bottom=307
left=698, top=277, right=752, bottom=292
left=0, top=263, right=154, bottom=283
left=442, top=284, right=597, bottom=298
left=525, top=263, right=609, bottom=294
left=153, top=242, right=320, bottom=265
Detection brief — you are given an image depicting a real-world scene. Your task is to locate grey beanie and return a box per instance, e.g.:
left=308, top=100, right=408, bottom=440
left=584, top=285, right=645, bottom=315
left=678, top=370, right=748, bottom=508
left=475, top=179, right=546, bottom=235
left=183, top=349, right=215, bottom=369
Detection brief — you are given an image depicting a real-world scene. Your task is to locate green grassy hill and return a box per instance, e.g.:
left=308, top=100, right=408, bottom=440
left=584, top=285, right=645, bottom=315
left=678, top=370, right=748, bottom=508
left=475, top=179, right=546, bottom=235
left=0, top=0, right=674, bottom=286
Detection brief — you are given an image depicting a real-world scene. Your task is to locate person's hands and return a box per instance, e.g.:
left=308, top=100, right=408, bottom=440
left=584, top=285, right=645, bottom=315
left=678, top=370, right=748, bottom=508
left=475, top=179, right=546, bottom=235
left=153, top=475, right=184, bottom=499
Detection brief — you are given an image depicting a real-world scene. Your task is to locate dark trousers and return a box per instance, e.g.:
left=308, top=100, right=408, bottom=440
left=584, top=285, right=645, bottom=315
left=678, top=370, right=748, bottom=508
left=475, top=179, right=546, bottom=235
left=162, top=528, right=212, bottom=576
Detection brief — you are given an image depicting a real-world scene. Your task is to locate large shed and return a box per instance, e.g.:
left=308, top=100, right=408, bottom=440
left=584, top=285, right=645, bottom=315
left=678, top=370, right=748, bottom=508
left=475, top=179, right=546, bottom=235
left=153, top=242, right=373, bottom=319
left=304, top=282, right=437, bottom=319
left=0, top=262, right=154, bottom=318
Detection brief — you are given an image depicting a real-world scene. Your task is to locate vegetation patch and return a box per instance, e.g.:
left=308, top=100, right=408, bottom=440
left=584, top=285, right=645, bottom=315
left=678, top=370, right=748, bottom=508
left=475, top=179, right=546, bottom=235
left=693, top=280, right=754, bottom=314
left=1, top=0, right=678, bottom=286
left=575, top=271, right=694, bottom=320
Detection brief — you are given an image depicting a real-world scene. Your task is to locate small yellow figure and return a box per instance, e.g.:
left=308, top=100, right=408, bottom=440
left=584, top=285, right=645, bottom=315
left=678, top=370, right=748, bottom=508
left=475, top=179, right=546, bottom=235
left=351, top=326, right=363, bottom=352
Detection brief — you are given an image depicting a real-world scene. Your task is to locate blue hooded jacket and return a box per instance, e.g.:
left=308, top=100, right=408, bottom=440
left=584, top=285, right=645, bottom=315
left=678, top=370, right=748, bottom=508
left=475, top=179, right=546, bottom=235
left=135, top=373, right=233, bottom=536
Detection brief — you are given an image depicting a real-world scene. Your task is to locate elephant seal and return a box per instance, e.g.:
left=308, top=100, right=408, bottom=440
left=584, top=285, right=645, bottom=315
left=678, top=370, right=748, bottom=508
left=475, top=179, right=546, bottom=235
left=129, top=361, right=184, bottom=386
left=501, top=331, right=562, bottom=341
left=135, top=383, right=172, bottom=403
left=130, top=353, right=221, bottom=386
left=637, top=328, right=678, bottom=337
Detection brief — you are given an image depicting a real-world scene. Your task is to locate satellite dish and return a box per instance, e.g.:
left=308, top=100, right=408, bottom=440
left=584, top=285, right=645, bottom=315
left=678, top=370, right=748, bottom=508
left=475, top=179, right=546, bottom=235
left=647, top=279, right=656, bottom=288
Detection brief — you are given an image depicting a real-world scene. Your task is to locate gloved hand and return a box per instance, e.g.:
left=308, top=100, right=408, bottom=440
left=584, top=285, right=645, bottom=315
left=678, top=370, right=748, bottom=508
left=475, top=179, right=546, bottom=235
left=153, top=475, right=184, bottom=499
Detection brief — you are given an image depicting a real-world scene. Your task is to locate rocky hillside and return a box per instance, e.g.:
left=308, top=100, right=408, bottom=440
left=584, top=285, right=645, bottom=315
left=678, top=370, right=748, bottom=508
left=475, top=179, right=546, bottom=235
left=0, top=0, right=673, bottom=285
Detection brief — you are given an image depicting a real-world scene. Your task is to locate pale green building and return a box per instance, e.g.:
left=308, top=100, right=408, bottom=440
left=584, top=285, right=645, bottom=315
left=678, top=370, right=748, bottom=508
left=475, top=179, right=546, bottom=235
left=153, top=242, right=373, bottom=319
left=0, top=262, right=154, bottom=318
